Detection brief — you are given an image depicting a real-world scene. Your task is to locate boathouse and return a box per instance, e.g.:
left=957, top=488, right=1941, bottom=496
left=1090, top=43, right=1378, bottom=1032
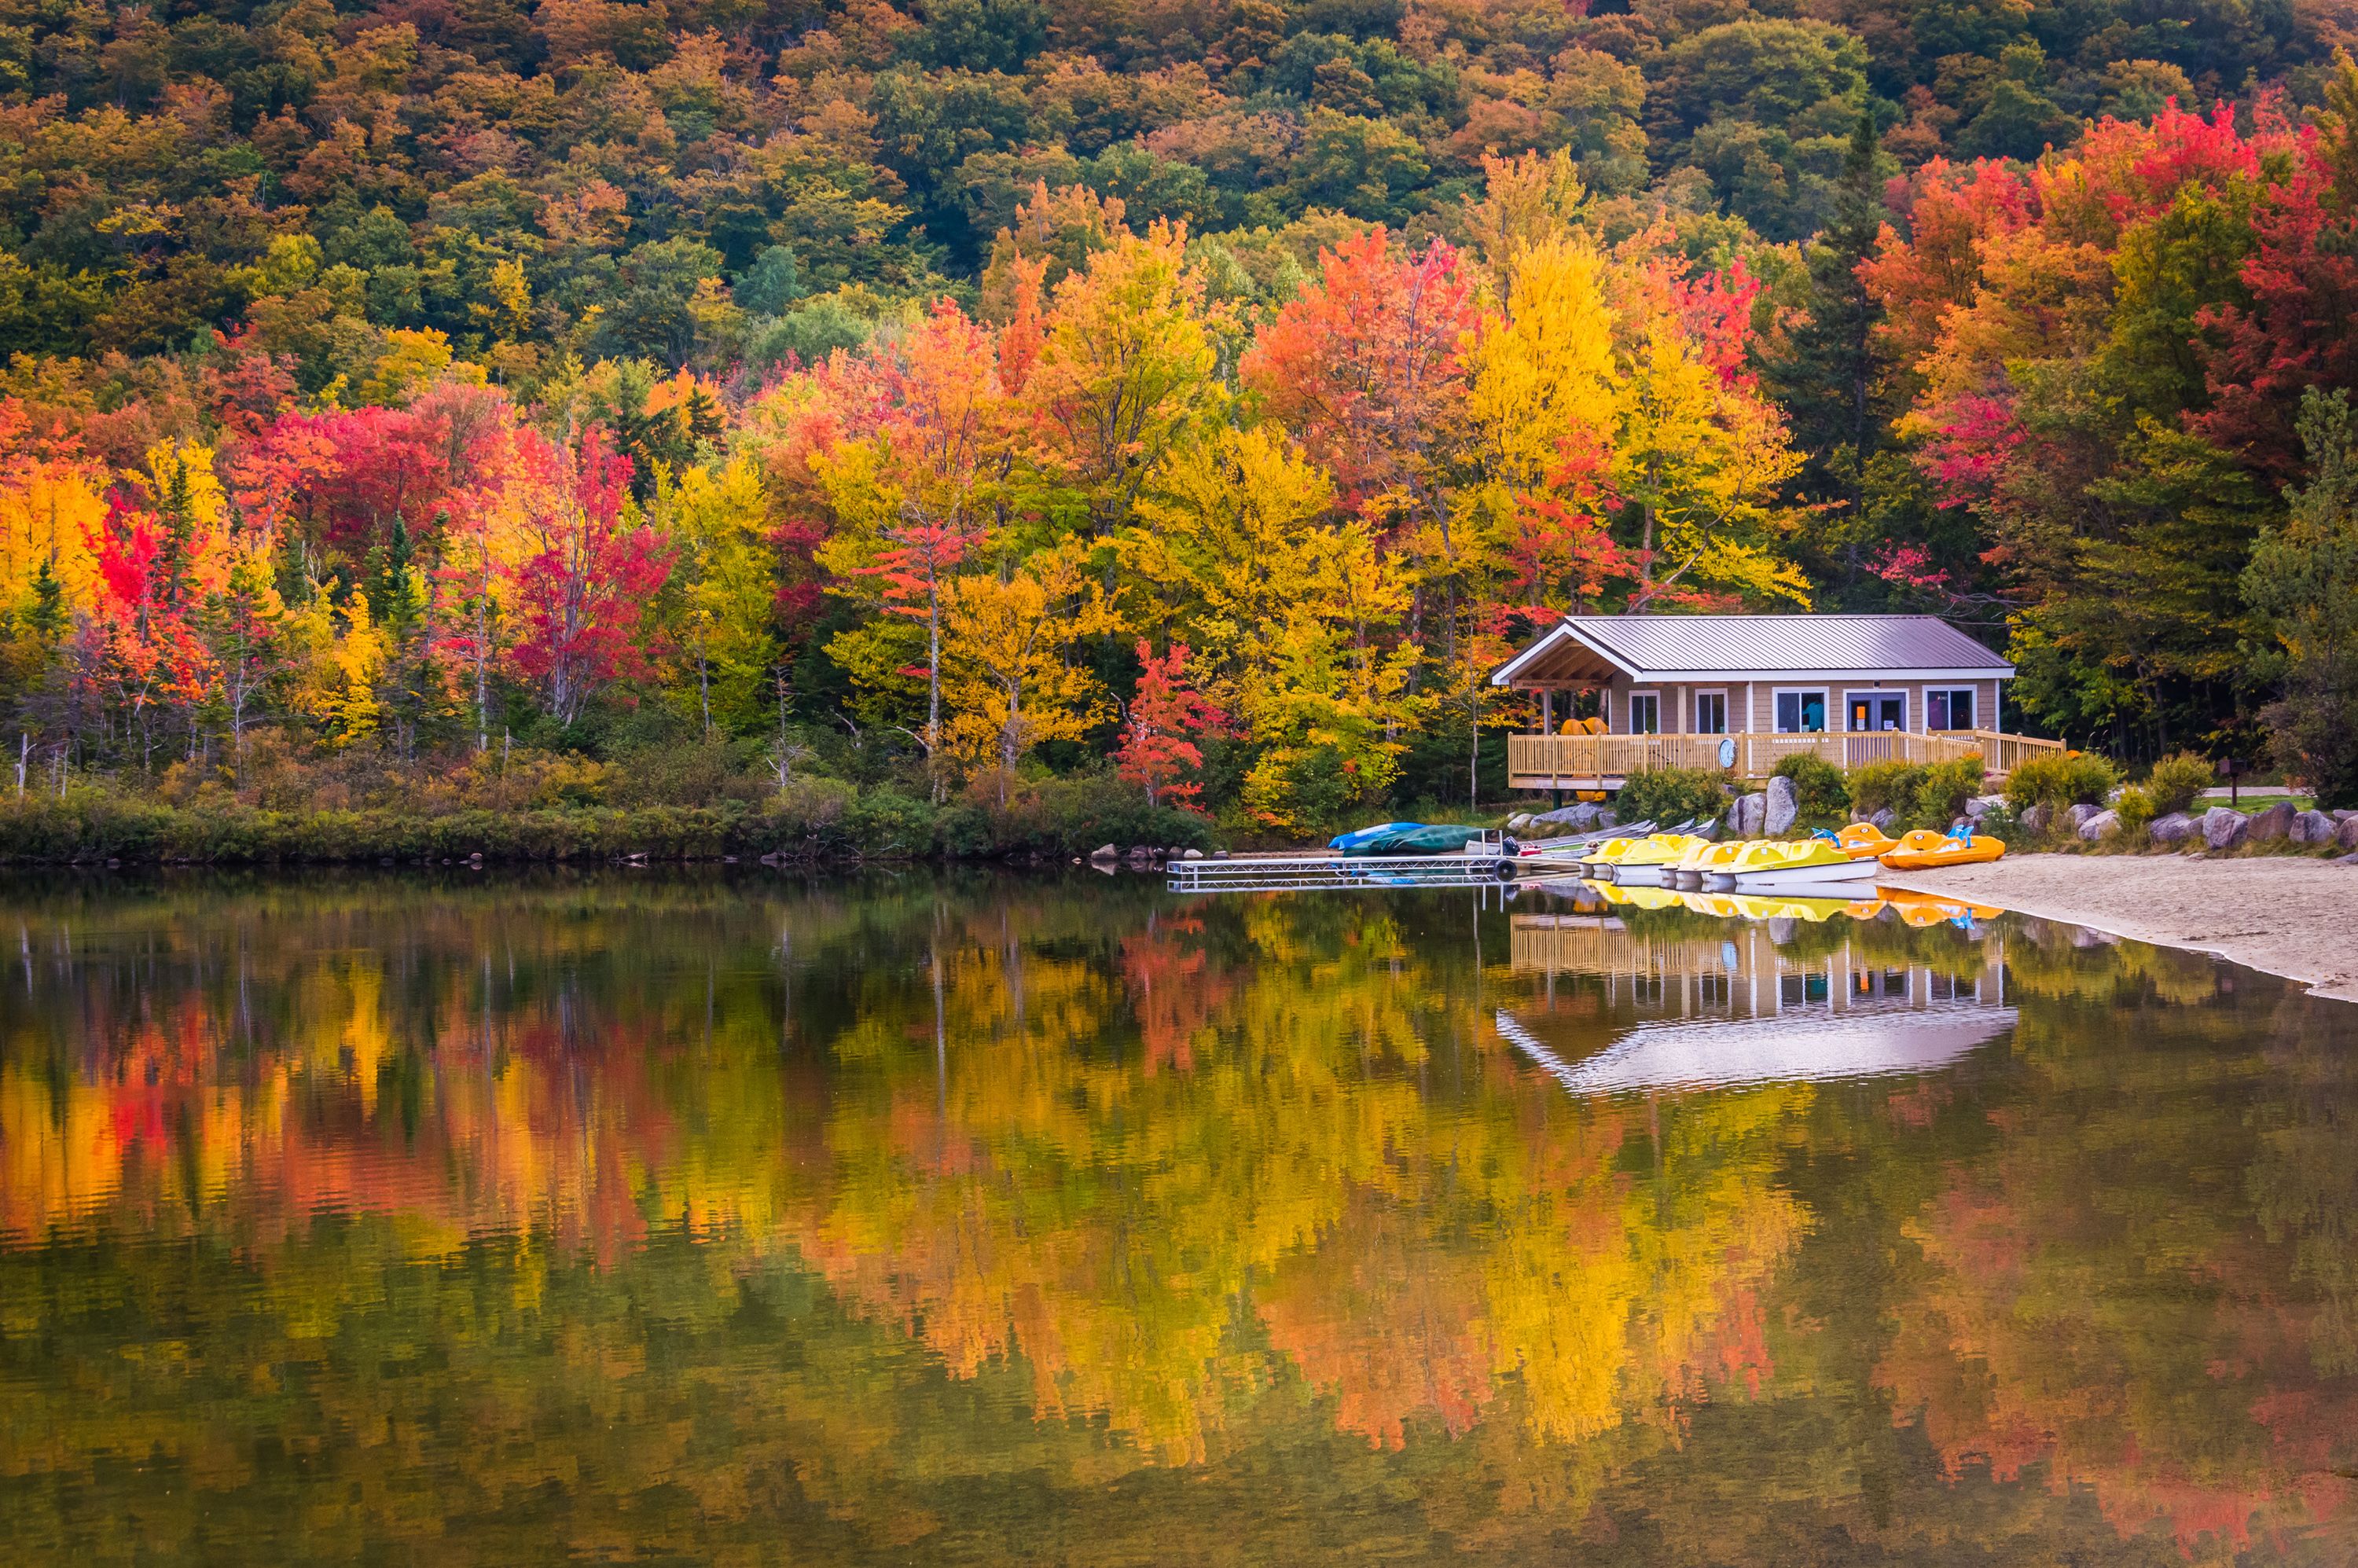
left=1489, top=613, right=2062, bottom=791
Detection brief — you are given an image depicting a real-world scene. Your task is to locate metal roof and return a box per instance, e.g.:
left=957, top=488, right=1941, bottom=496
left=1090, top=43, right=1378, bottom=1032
left=1492, top=614, right=2015, bottom=685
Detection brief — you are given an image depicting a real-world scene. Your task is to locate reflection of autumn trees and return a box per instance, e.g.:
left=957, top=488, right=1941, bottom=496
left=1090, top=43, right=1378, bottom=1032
left=787, top=888, right=1810, bottom=1465
left=6, top=879, right=2358, bottom=1563
left=2, top=879, right=1806, bottom=1478
left=1877, top=925, right=2358, bottom=1561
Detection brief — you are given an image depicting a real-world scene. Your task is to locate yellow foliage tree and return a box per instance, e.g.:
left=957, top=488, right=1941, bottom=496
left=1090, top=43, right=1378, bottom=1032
left=1024, top=220, right=1224, bottom=535
left=1129, top=428, right=1418, bottom=831
left=939, top=544, right=1122, bottom=800
left=290, top=583, right=386, bottom=747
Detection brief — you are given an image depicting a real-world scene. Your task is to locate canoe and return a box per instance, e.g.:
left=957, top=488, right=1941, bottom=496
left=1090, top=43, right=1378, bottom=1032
left=1703, top=839, right=1864, bottom=893
left=1878, top=829, right=2006, bottom=872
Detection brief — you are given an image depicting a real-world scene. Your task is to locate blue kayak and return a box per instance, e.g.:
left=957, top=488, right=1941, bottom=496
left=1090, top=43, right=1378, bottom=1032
left=1340, top=824, right=1496, bottom=857
left=1328, top=821, right=1423, bottom=853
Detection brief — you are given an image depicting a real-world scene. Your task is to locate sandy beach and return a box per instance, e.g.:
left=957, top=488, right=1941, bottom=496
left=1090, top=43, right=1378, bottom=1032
left=1882, top=853, right=2358, bottom=1002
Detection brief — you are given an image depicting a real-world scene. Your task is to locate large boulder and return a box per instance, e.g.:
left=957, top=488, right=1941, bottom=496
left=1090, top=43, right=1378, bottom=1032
left=2291, top=809, right=2337, bottom=846
left=1089, top=843, right=1118, bottom=861
left=1597, top=808, right=1618, bottom=828
left=1732, top=791, right=1768, bottom=837
left=2247, top=801, right=2297, bottom=843
left=1764, top=775, right=1800, bottom=835
left=2202, top=807, right=2249, bottom=850
left=2066, top=802, right=2102, bottom=832
left=2149, top=812, right=2197, bottom=846
left=1531, top=802, right=1600, bottom=828
left=2078, top=809, right=2122, bottom=842
left=1506, top=813, right=1532, bottom=832
left=2019, top=802, right=2052, bottom=837
left=2341, top=814, right=2358, bottom=851
left=1964, top=794, right=2006, bottom=821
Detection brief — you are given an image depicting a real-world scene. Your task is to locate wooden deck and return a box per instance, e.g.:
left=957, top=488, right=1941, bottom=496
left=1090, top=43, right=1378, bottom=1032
left=1505, top=729, right=2063, bottom=791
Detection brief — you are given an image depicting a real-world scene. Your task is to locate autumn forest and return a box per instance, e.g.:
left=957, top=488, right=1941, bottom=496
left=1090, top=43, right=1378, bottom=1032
left=4, top=0, right=2358, bottom=843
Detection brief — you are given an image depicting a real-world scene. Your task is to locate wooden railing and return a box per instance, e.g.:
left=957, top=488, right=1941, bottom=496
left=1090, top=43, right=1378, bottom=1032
left=1506, top=729, right=2064, bottom=785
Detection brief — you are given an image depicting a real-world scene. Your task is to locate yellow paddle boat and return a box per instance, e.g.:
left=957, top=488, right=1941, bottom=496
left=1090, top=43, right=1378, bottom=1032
left=1704, top=839, right=1873, bottom=894
left=1598, top=833, right=1707, bottom=886
left=1666, top=838, right=1747, bottom=890
left=1576, top=835, right=1647, bottom=877
left=1878, top=828, right=2006, bottom=872
left=1594, top=881, right=1687, bottom=911
left=1676, top=890, right=1749, bottom=919
left=1721, top=892, right=1853, bottom=923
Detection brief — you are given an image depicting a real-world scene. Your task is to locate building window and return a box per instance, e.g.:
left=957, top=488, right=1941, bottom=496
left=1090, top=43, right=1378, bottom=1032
left=1627, top=692, right=1660, bottom=734
left=1775, top=690, right=1828, bottom=733
left=1848, top=692, right=1905, bottom=733
left=1926, top=687, right=1977, bottom=731
left=1853, top=968, right=1911, bottom=1000
left=1778, top=971, right=1831, bottom=1009
left=1694, top=691, right=1728, bottom=734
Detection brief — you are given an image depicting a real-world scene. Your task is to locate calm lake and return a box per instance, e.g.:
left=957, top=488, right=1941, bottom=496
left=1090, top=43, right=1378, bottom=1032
left=2, top=872, right=2355, bottom=1565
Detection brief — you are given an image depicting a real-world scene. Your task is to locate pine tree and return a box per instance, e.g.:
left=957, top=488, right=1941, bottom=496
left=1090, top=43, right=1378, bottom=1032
left=2245, top=388, right=2358, bottom=806
left=1770, top=112, right=1892, bottom=597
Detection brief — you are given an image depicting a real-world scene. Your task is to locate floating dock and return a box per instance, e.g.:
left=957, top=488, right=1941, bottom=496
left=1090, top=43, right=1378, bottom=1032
left=1167, top=852, right=1530, bottom=893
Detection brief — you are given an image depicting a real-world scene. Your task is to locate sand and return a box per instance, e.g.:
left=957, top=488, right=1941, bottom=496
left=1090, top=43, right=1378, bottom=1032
left=1881, top=853, right=2358, bottom=1002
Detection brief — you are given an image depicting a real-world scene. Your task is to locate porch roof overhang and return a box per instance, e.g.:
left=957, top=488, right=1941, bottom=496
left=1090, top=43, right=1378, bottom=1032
left=1489, top=615, right=2017, bottom=689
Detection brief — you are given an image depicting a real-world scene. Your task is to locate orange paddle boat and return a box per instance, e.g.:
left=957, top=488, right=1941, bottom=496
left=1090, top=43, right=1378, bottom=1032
left=1879, top=828, right=2006, bottom=872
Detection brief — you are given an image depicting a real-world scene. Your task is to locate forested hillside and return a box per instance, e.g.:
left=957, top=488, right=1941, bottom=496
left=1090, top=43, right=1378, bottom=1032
left=5, top=0, right=2358, bottom=839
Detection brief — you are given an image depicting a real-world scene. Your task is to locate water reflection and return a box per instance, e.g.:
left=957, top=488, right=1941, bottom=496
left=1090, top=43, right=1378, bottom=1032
left=1, top=871, right=2353, bottom=1564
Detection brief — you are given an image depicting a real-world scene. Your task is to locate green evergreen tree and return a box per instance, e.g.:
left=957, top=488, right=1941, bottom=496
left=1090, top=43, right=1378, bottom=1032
left=1770, top=112, right=1893, bottom=599
left=2245, top=387, right=2358, bottom=807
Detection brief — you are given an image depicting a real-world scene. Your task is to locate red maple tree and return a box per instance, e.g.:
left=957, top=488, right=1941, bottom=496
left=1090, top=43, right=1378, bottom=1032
left=1116, top=641, right=1225, bottom=810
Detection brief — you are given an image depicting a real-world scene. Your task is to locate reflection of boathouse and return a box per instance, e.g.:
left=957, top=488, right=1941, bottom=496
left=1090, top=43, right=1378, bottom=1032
left=1509, top=913, right=2006, bottom=1018
left=1500, top=913, right=2014, bottom=1095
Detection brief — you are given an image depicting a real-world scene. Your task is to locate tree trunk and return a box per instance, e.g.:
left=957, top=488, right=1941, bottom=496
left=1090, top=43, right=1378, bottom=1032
left=475, top=593, right=490, bottom=751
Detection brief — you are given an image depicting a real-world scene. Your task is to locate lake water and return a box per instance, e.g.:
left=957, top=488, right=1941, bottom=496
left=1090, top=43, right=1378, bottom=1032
left=2, top=872, right=2355, bottom=1565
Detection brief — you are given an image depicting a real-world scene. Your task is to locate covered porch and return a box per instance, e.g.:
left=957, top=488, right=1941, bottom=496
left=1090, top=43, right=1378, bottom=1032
left=1504, top=728, right=2063, bottom=791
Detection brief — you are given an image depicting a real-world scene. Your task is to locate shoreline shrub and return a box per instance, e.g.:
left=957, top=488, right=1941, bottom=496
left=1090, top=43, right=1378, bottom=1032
left=1913, top=758, right=1987, bottom=826
left=0, top=773, right=1218, bottom=865
left=2115, top=784, right=2156, bottom=839
left=1847, top=760, right=1923, bottom=819
left=1616, top=766, right=1731, bottom=826
left=2143, top=752, right=2213, bottom=816
left=2005, top=753, right=2119, bottom=813
left=1771, top=753, right=1848, bottom=820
